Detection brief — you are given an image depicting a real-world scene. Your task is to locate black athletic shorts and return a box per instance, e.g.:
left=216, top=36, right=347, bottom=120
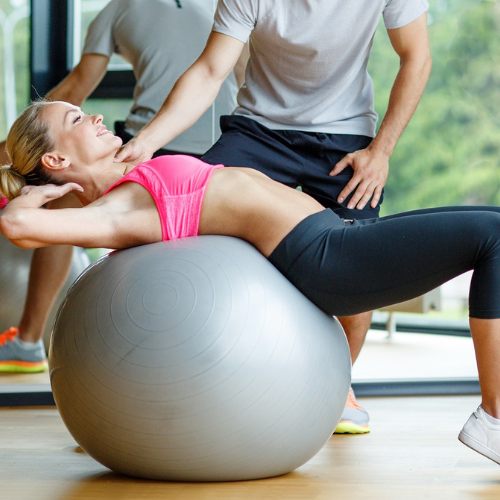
left=202, top=115, right=377, bottom=220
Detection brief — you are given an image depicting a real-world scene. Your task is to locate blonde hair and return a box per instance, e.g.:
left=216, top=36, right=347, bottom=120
left=0, top=101, right=54, bottom=200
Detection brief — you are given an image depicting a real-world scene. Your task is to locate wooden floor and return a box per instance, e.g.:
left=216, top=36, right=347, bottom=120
left=1, top=396, right=498, bottom=499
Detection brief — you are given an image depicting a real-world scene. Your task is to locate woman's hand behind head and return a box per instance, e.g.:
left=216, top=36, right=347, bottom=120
left=16, top=183, right=84, bottom=209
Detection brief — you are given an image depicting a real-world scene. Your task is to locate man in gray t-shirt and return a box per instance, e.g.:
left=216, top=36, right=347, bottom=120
left=117, top=0, right=432, bottom=434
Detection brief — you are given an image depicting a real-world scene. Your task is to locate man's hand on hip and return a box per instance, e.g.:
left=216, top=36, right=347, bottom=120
left=330, top=148, right=389, bottom=210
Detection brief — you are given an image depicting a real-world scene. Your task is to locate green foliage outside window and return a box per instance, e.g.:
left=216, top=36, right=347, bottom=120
left=370, top=0, right=499, bottom=213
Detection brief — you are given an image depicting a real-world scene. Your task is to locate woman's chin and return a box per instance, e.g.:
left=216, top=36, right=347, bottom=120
left=112, top=134, right=124, bottom=147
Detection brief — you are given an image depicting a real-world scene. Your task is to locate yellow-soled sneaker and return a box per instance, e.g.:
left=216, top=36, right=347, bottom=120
left=0, top=327, right=48, bottom=373
left=334, top=387, right=370, bottom=434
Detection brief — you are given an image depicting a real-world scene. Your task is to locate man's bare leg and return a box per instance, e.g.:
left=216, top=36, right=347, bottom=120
left=334, top=311, right=372, bottom=434
left=338, top=311, right=372, bottom=364
left=458, top=318, right=500, bottom=464
left=18, top=246, right=74, bottom=342
left=0, top=246, right=73, bottom=373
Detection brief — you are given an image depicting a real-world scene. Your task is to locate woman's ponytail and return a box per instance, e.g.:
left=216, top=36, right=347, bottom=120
left=0, top=163, right=27, bottom=200
left=2, top=100, right=54, bottom=200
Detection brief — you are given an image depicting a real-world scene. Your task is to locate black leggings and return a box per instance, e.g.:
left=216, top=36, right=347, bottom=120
left=268, top=206, right=500, bottom=318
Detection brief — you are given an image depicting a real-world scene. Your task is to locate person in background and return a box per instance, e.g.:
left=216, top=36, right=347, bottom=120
left=114, top=0, right=432, bottom=434
left=0, top=0, right=240, bottom=374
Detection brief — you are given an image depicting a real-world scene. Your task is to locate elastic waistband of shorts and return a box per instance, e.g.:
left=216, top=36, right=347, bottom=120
left=222, top=115, right=373, bottom=147
left=269, top=209, right=344, bottom=273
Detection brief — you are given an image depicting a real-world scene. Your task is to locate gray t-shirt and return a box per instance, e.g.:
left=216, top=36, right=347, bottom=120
left=213, top=0, right=428, bottom=136
left=84, top=0, right=237, bottom=154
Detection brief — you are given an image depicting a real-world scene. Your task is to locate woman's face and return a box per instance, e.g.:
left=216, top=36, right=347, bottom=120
left=41, top=101, right=122, bottom=166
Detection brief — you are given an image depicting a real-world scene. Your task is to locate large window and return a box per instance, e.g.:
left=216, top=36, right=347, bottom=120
left=372, top=1, right=499, bottom=215
left=353, top=0, right=499, bottom=391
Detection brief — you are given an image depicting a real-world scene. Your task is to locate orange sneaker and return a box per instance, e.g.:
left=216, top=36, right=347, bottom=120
left=0, top=327, right=48, bottom=373
left=334, top=387, right=370, bottom=434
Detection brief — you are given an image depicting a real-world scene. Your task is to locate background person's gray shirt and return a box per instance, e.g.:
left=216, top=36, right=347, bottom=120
left=213, top=0, right=428, bottom=136
left=84, top=0, right=237, bottom=154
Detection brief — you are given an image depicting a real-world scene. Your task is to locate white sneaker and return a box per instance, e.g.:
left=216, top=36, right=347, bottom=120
left=458, top=406, right=500, bottom=465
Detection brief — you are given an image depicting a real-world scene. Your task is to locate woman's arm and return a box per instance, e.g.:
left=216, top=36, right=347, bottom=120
left=0, top=183, right=162, bottom=249
left=45, top=54, right=110, bottom=106
left=1, top=206, right=116, bottom=249
left=0, top=184, right=115, bottom=248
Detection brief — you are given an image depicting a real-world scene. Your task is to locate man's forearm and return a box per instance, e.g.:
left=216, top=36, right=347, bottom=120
left=370, top=55, right=432, bottom=157
left=137, top=64, right=225, bottom=154
left=45, top=76, right=88, bottom=106
left=1, top=54, right=109, bottom=168
left=45, top=54, right=110, bottom=107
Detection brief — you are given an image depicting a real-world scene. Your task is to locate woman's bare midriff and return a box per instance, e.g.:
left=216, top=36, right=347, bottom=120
left=199, top=167, right=325, bottom=256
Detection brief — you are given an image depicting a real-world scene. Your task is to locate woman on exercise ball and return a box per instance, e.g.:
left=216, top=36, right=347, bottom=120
left=0, top=100, right=499, bottom=465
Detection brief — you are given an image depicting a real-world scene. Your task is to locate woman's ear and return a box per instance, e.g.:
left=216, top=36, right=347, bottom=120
left=41, top=151, right=70, bottom=172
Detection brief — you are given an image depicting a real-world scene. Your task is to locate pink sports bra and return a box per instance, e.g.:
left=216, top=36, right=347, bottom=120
left=104, top=155, right=223, bottom=241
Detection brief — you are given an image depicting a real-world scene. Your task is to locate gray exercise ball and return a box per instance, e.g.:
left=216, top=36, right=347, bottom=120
left=0, top=232, right=90, bottom=347
left=50, top=236, right=351, bottom=482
